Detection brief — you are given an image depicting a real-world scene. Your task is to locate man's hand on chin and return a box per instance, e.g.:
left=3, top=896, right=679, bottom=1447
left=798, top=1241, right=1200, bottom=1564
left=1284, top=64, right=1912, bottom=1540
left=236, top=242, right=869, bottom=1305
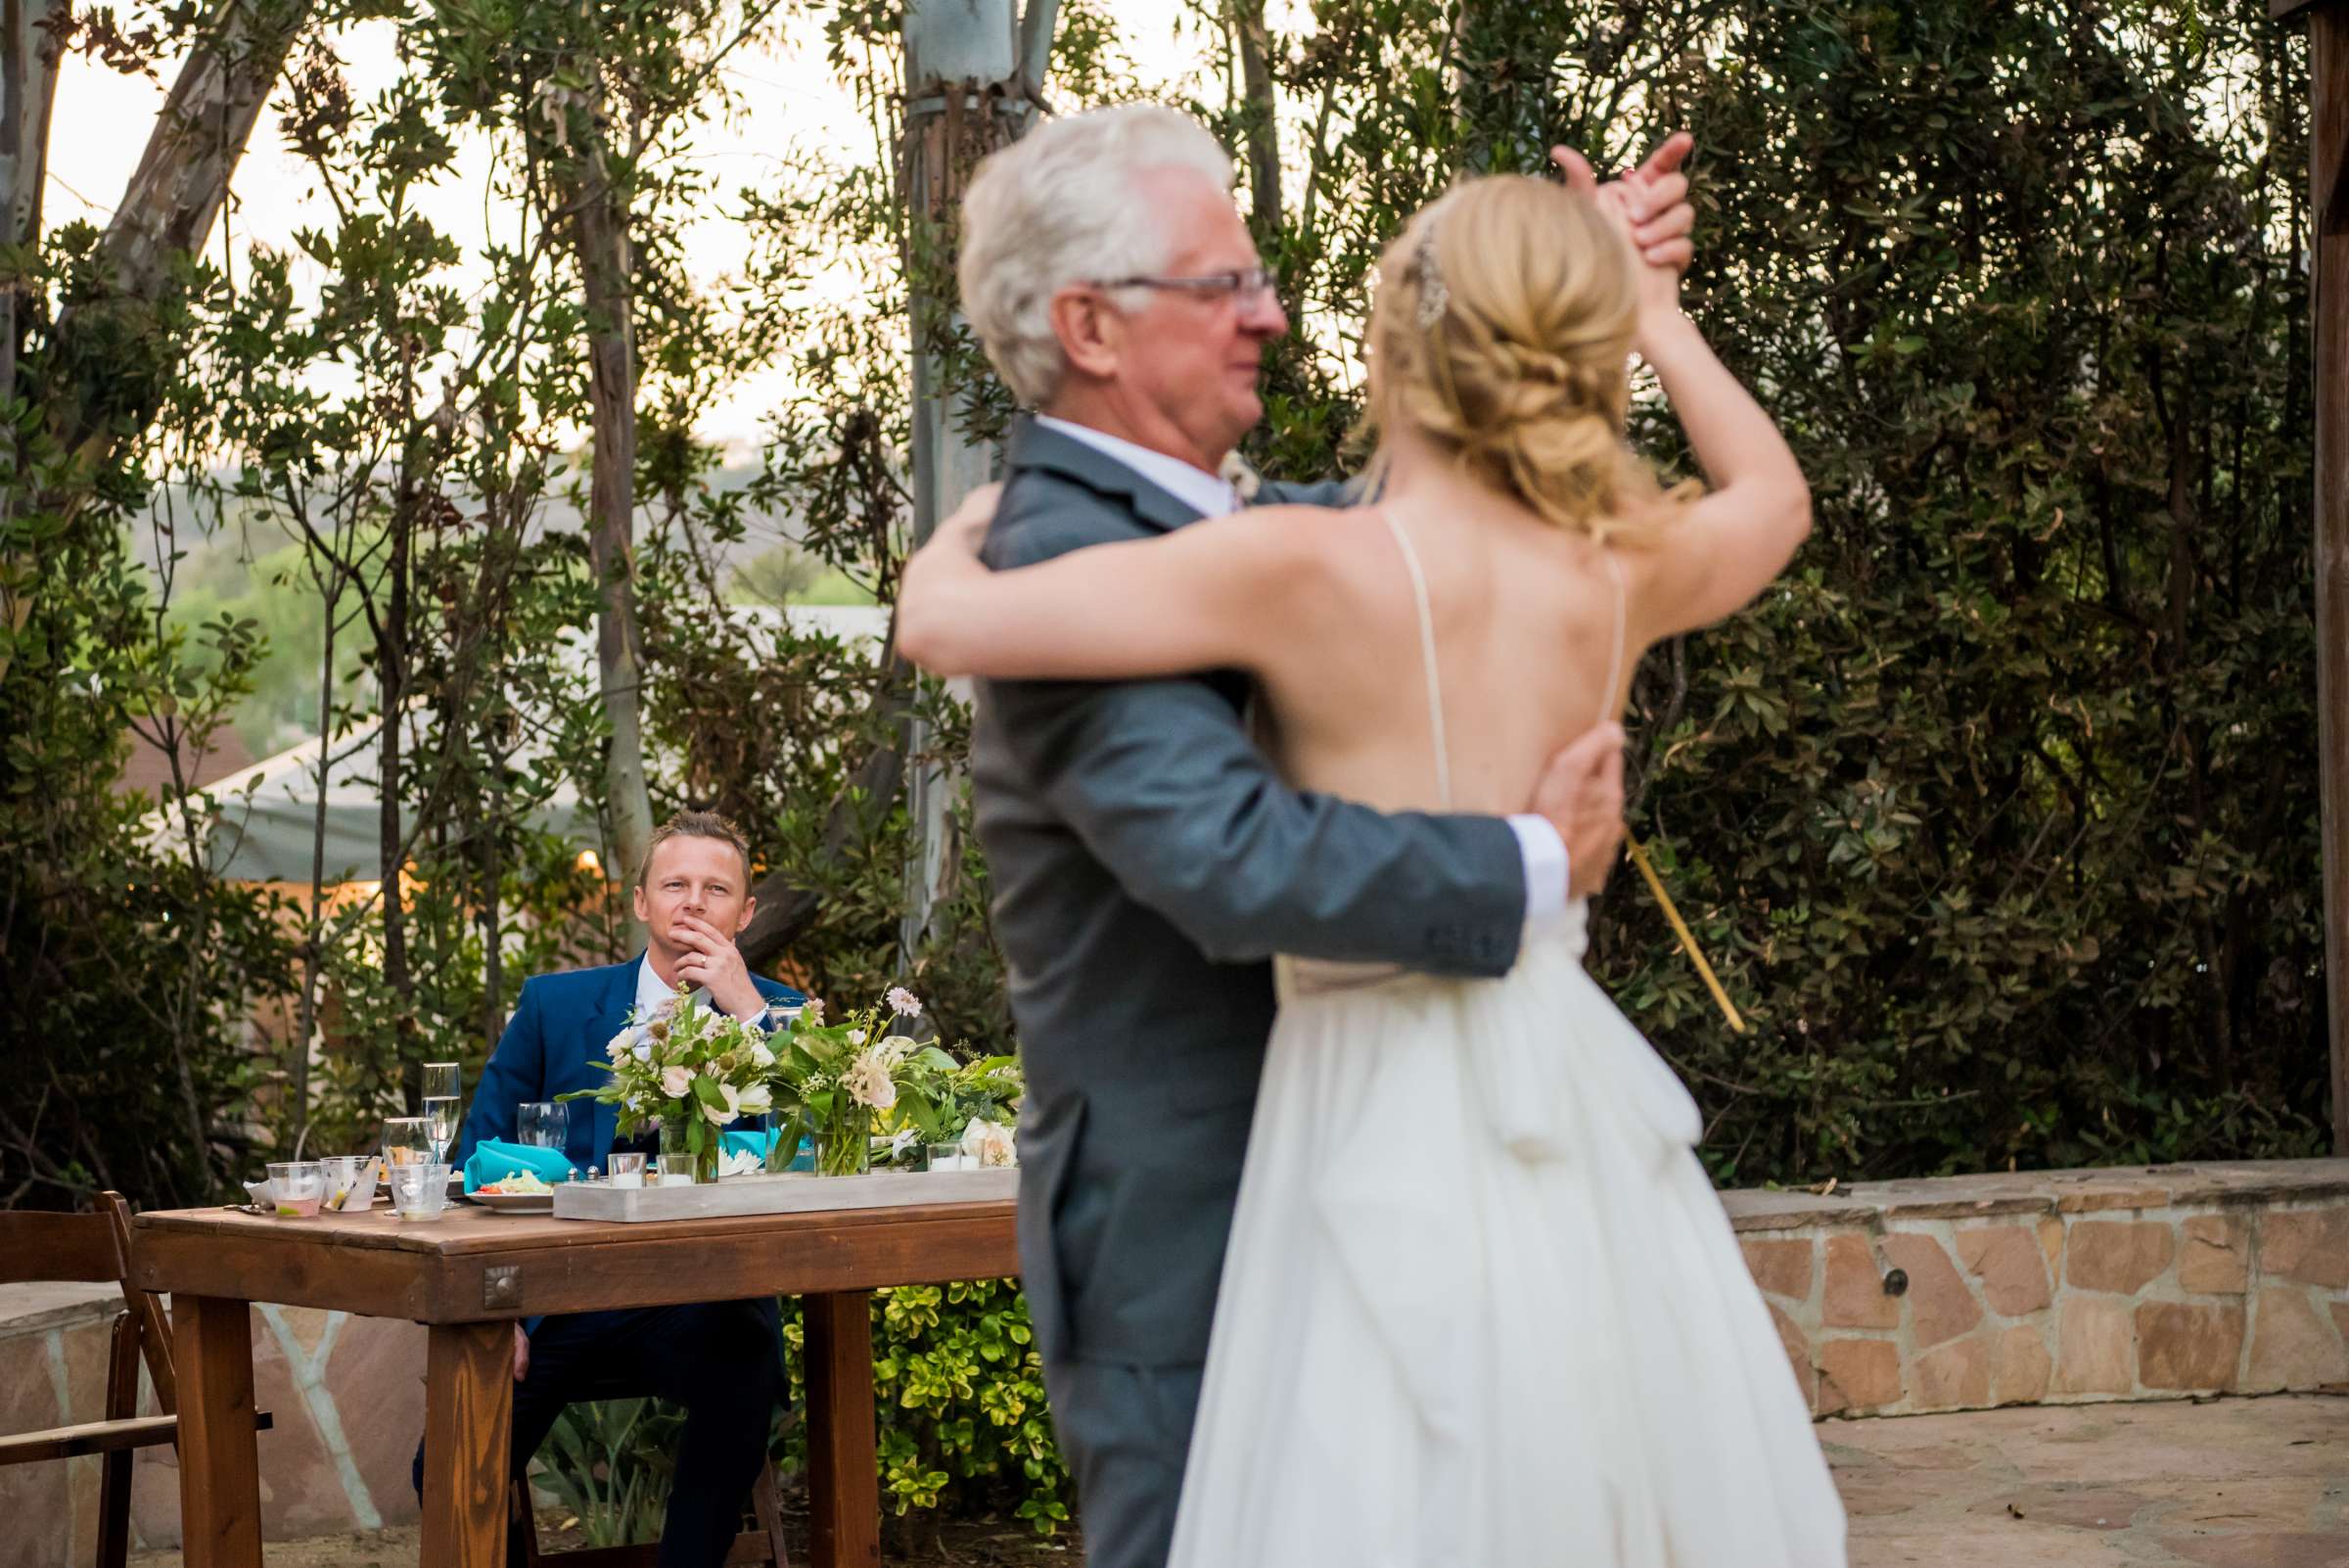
left=670, top=914, right=765, bottom=1019
left=1531, top=722, right=1628, bottom=901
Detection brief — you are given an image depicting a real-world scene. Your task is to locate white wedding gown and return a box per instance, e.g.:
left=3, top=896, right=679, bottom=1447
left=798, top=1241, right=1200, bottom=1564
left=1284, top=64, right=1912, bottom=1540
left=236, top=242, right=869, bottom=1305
left=1163, top=516, right=1848, bottom=1568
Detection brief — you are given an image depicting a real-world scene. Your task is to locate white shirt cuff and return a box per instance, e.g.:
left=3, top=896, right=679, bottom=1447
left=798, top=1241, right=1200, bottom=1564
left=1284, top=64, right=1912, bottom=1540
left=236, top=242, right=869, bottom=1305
left=1507, top=814, right=1569, bottom=927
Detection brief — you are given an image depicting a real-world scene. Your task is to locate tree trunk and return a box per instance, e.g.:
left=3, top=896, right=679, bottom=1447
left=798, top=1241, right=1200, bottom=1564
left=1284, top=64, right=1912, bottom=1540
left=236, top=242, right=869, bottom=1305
left=0, top=0, right=62, bottom=685
left=573, top=146, right=654, bottom=945
left=3, top=0, right=313, bottom=692
left=1227, top=0, right=1281, bottom=236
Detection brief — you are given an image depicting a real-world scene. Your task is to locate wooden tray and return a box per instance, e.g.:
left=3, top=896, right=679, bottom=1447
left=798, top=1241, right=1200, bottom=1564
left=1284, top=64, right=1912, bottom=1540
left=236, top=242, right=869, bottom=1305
left=552, top=1167, right=1018, bottom=1222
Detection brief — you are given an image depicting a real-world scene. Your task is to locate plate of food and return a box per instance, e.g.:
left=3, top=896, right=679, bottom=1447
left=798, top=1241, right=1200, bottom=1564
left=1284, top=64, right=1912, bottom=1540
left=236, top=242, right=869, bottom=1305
left=471, top=1170, right=557, bottom=1212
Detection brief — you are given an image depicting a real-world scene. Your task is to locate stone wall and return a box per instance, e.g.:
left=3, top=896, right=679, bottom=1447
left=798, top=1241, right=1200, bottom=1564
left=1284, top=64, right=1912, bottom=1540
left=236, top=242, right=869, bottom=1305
left=4, top=1160, right=2342, bottom=1561
left=0, top=1287, right=423, bottom=1568
left=1727, top=1160, right=2349, bottom=1417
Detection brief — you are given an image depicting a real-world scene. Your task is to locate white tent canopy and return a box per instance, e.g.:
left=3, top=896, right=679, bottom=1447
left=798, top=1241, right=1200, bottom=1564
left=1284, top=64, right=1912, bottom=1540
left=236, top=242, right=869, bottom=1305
left=144, top=604, right=889, bottom=885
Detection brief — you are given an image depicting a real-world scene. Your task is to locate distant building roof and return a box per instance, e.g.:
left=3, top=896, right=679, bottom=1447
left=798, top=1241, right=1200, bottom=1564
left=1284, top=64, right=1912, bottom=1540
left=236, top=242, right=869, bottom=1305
left=115, top=725, right=256, bottom=801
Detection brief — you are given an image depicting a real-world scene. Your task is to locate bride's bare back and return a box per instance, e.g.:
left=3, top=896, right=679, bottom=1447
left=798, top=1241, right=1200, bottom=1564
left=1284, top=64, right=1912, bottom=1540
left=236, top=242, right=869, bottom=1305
left=1247, top=496, right=1626, bottom=818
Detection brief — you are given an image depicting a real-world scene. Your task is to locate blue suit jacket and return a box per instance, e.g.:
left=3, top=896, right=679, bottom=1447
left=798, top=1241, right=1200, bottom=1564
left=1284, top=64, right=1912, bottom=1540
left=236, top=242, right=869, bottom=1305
left=457, top=956, right=805, bottom=1173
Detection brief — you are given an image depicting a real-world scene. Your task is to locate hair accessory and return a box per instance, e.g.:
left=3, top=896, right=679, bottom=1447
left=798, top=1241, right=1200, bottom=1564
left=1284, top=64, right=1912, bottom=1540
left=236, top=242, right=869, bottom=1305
left=1411, top=219, right=1450, bottom=330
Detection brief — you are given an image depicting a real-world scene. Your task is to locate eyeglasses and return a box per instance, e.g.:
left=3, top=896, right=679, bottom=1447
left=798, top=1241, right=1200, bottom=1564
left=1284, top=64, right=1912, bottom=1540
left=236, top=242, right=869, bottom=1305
left=1089, top=266, right=1280, bottom=305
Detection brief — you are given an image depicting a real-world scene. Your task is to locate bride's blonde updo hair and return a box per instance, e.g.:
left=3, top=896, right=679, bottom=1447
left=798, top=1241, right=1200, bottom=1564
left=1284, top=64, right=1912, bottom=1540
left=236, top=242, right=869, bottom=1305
left=1365, top=173, right=1695, bottom=543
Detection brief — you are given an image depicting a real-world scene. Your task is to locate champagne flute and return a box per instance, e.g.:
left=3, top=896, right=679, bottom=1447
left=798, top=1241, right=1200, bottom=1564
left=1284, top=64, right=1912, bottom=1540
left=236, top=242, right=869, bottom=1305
left=421, top=1061, right=462, bottom=1164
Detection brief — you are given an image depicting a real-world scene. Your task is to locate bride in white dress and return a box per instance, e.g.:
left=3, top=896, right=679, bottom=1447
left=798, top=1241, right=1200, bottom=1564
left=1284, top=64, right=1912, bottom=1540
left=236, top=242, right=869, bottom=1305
left=900, top=171, right=1846, bottom=1566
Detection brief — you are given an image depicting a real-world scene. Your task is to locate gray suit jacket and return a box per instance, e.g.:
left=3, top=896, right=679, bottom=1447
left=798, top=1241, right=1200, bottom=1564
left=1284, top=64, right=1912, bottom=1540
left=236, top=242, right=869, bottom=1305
left=973, top=415, right=1530, bottom=1369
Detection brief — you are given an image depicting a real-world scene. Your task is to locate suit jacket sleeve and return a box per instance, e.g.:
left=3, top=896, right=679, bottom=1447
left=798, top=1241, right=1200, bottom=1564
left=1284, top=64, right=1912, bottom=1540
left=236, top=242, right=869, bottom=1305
left=982, top=513, right=1528, bottom=976
left=459, top=977, right=546, bottom=1168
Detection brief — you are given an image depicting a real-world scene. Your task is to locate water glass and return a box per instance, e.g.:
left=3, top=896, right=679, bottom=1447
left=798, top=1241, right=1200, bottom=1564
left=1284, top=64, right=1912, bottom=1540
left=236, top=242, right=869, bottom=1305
left=763, top=996, right=803, bottom=1034
left=381, top=1116, right=434, bottom=1169
left=389, top=1161, right=453, bottom=1221
left=608, top=1152, right=647, bottom=1189
left=656, top=1152, right=699, bottom=1186
left=516, top=1101, right=570, bottom=1152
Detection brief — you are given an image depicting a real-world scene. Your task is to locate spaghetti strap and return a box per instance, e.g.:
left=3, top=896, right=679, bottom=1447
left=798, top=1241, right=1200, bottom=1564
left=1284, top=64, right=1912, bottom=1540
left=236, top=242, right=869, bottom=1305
left=1597, top=547, right=1629, bottom=727
left=1376, top=510, right=1452, bottom=810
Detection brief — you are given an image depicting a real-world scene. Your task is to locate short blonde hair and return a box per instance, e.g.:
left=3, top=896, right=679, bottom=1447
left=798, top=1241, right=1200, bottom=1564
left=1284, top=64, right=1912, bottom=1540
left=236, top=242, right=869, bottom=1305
left=1365, top=175, right=1696, bottom=542
left=634, top=810, right=753, bottom=890
left=959, top=105, right=1234, bottom=406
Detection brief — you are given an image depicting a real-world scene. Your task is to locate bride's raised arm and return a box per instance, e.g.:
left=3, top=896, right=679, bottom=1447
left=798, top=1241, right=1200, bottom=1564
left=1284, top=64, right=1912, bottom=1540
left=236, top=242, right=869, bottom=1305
left=896, top=493, right=1334, bottom=681
left=1600, top=188, right=1813, bottom=642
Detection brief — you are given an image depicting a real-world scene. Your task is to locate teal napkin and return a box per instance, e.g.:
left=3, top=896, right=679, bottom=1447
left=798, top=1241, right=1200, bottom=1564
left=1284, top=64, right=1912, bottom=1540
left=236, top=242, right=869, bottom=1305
left=464, top=1138, right=580, bottom=1194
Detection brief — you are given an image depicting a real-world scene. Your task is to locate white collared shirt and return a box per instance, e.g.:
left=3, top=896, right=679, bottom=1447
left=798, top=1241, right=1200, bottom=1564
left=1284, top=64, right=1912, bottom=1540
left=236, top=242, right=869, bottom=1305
left=1025, top=415, right=1571, bottom=925
left=1035, top=415, right=1240, bottom=519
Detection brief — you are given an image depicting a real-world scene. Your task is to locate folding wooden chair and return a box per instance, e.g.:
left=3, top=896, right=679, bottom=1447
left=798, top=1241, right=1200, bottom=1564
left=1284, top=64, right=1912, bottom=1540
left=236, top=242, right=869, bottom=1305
left=0, top=1191, right=271, bottom=1568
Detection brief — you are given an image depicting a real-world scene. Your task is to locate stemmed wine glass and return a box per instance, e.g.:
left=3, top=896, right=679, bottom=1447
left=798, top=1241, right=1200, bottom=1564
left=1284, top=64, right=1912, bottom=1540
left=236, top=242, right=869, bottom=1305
left=421, top=1062, right=462, bottom=1165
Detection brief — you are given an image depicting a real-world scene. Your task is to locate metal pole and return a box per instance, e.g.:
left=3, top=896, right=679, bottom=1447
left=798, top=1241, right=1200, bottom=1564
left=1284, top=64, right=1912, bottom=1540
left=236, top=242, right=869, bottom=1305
left=2276, top=0, right=2349, bottom=1151
left=898, top=1, right=1048, bottom=959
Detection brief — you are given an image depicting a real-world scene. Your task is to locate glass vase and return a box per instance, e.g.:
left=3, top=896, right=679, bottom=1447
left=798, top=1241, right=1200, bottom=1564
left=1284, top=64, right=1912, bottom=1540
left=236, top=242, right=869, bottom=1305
left=660, top=1116, right=719, bottom=1185
left=764, top=1117, right=805, bottom=1176
left=813, top=1105, right=872, bottom=1176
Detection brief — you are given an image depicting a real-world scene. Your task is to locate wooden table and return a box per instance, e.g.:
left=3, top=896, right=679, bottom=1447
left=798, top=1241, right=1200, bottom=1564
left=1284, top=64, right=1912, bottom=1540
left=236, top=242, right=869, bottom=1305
left=131, top=1199, right=1019, bottom=1568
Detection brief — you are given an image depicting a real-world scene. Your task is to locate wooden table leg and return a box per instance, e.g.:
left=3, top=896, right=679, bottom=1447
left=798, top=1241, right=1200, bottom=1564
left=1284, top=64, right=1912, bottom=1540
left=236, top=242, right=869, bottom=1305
left=421, top=1321, right=513, bottom=1568
left=174, top=1295, right=262, bottom=1568
left=803, top=1291, right=880, bottom=1568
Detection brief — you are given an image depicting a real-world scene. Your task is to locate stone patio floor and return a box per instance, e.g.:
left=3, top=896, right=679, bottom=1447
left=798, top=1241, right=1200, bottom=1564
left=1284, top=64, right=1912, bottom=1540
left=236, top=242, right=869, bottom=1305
left=124, top=1393, right=2346, bottom=1567
left=1831, top=1392, right=2346, bottom=1567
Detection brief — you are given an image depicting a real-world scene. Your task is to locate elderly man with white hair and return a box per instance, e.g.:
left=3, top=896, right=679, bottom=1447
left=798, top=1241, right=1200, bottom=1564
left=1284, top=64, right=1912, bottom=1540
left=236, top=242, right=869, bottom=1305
left=948, top=105, right=1692, bottom=1567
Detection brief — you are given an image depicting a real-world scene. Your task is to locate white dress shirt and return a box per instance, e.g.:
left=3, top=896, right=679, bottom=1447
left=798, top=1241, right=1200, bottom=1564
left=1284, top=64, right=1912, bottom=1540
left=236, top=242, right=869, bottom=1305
left=1028, top=416, right=1571, bottom=923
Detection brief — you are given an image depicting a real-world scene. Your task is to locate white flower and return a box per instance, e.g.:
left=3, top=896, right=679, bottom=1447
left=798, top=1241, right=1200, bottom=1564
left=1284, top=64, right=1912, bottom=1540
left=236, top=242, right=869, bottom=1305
left=801, top=998, right=826, bottom=1026
left=748, top=1041, right=775, bottom=1070
left=633, top=1040, right=653, bottom=1062
left=737, top=1084, right=773, bottom=1116
left=887, top=1126, right=920, bottom=1158
left=719, top=1146, right=763, bottom=1177
left=842, top=1052, right=897, bottom=1111
left=875, top=1034, right=917, bottom=1067
left=606, top=1029, right=633, bottom=1061
left=660, top=1065, right=693, bottom=1099
left=961, top=1119, right=1017, bottom=1168
left=703, top=1082, right=741, bottom=1128
left=887, top=987, right=922, bottom=1018
left=848, top=1029, right=866, bottom=1046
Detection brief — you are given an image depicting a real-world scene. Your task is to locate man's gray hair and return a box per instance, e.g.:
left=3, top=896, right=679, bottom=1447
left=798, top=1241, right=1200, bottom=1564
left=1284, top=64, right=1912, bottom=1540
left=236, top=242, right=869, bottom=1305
left=959, top=105, right=1234, bottom=407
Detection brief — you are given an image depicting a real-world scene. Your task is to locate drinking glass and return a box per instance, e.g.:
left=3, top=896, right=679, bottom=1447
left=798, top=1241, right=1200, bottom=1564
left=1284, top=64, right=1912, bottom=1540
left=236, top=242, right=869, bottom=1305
left=389, top=1161, right=453, bottom=1222
left=656, top=1152, right=699, bottom=1185
left=607, top=1152, right=646, bottom=1189
left=516, top=1101, right=570, bottom=1152
left=381, top=1116, right=434, bottom=1169
left=319, top=1155, right=379, bottom=1212
left=421, top=1062, right=462, bottom=1163
left=265, top=1161, right=324, bottom=1217
left=763, top=996, right=803, bottom=1034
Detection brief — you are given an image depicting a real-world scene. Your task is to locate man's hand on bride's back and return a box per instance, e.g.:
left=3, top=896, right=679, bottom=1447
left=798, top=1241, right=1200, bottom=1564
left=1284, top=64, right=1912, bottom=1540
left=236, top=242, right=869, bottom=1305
left=1532, top=722, right=1628, bottom=900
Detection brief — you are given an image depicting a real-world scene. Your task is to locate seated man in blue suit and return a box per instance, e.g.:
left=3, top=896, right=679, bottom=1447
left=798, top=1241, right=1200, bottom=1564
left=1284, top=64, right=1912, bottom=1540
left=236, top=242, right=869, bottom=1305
left=417, top=810, right=804, bottom=1567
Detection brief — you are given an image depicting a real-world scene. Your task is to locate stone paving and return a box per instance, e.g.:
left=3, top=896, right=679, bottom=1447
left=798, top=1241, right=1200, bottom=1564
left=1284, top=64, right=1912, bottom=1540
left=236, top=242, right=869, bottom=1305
left=119, top=1394, right=2347, bottom=1566
left=1833, top=1393, right=2349, bottom=1567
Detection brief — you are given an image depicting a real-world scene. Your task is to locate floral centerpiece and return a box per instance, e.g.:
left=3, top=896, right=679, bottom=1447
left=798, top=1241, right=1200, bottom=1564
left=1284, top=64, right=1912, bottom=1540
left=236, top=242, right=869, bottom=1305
left=774, top=988, right=1023, bottom=1176
left=559, top=988, right=775, bottom=1184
